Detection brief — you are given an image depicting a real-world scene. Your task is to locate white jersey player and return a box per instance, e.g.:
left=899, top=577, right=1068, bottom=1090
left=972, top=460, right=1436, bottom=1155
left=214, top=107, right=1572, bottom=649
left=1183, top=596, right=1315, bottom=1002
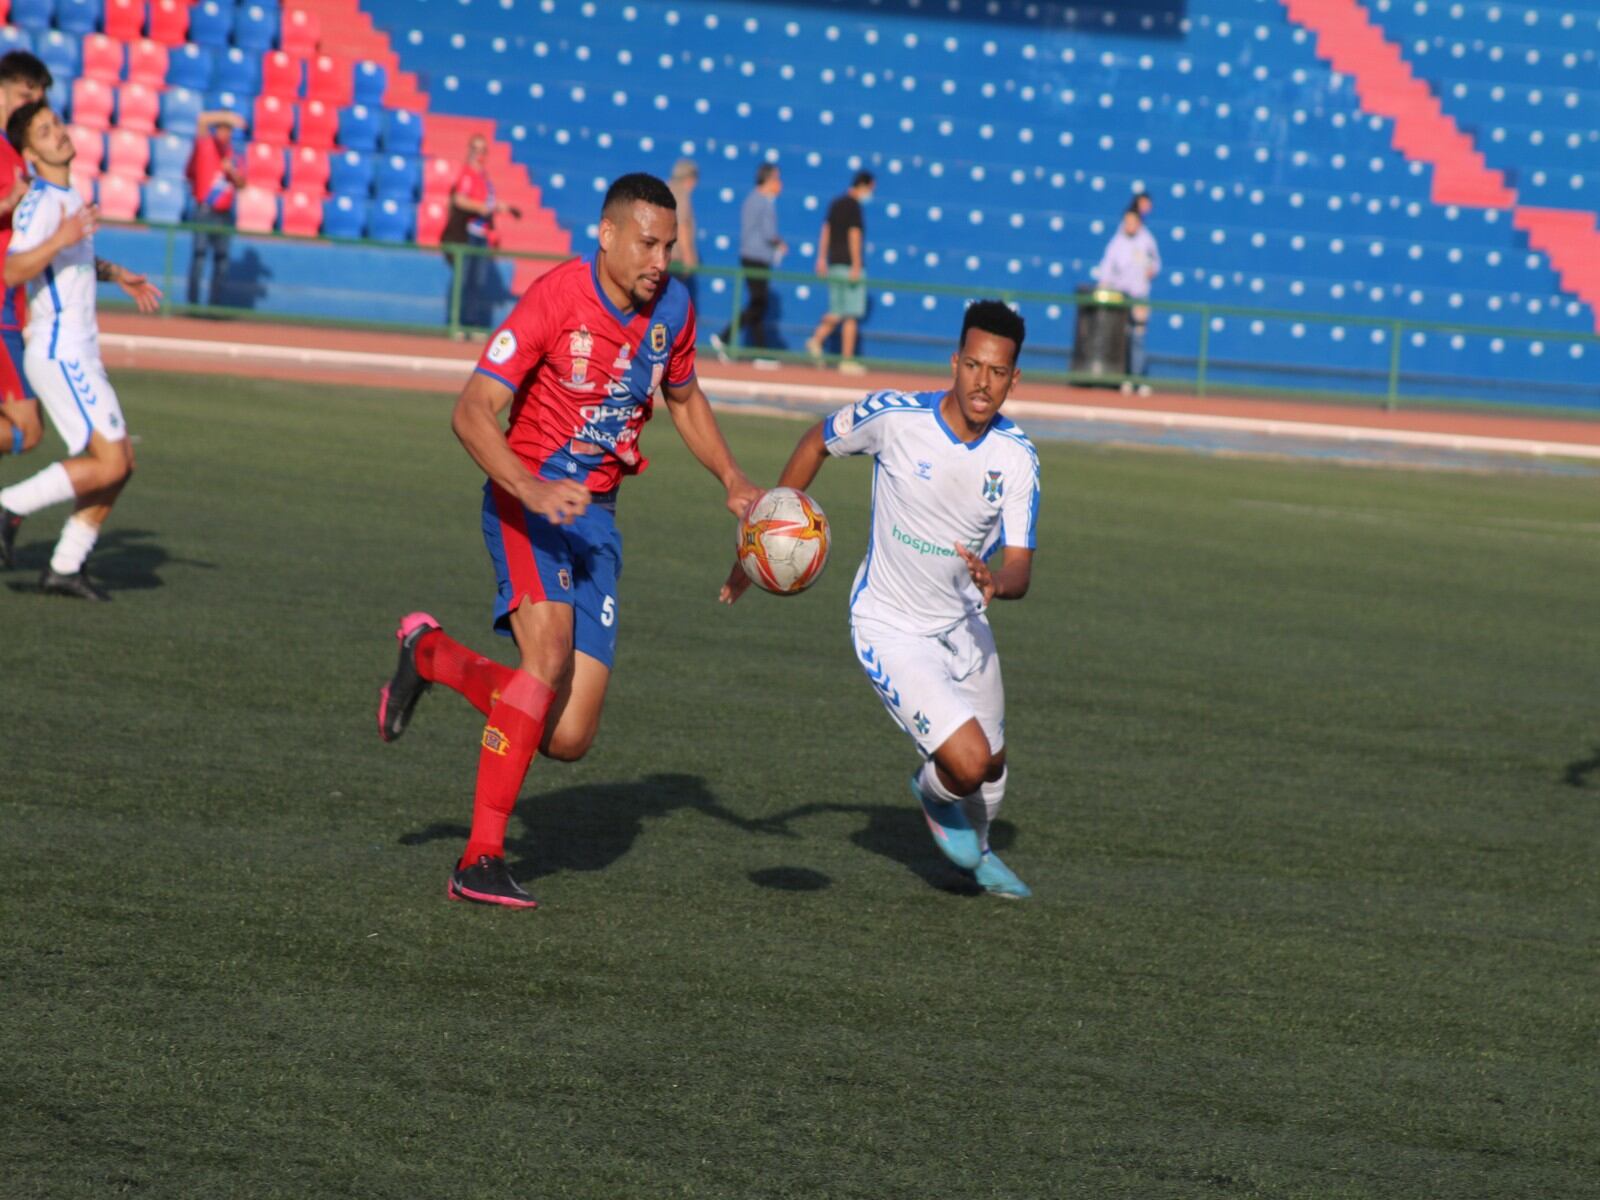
left=722, top=300, right=1040, bottom=897
left=0, top=101, right=161, bottom=598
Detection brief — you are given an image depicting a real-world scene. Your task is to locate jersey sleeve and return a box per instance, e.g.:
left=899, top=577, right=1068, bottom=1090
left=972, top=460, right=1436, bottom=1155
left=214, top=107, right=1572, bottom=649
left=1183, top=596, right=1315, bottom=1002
left=7, top=190, right=60, bottom=256
left=665, top=299, right=696, bottom=388
left=999, top=442, right=1041, bottom=550
left=474, top=288, right=550, bottom=393
left=821, top=393, right=891, bottom=458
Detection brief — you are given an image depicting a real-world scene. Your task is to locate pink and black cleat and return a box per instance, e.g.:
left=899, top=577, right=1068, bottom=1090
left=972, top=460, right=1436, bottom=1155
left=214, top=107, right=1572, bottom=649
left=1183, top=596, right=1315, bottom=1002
left=377, top=612, right=440, bottom=743
left=448, top=855, right=540, bottom=909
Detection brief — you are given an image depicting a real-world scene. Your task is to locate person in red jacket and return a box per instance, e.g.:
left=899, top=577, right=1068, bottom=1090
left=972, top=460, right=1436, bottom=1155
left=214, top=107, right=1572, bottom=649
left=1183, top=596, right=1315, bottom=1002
left=185, top=110, right=245, bottom=307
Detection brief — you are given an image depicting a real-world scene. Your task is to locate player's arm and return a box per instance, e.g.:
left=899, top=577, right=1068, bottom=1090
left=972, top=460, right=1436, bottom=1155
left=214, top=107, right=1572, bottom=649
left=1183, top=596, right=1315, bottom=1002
left=3, top=203, right=92, bottom=287
left=451, top=370, right=591, bottom=525
left=661, top=376, right=760, bottom=519
left=956, top=544, right=1032, bottom=604
left=96, top=257, right=163, bottom=314
left=814, top=222, right=830, bottom=275
left=847, top=225, right=864, bottom=280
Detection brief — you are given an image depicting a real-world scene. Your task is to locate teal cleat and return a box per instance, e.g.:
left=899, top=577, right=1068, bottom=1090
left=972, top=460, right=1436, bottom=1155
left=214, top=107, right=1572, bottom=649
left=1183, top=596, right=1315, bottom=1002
left=910, top=770, right=982, bottom=870
left=974, top=851, right=1032, bottom=899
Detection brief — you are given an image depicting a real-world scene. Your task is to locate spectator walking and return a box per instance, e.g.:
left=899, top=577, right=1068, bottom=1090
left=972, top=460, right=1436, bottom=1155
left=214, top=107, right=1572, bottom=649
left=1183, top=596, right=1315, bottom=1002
left=713, top=162, right=785, bottom=355
left=185, top=110, right=245, bottom=307
left=442, top=134, right=518, bottom=330
left=805, top=170, right=874, bottom=374
left=668, top=157, right=699, bottom=305
left=1092, top=203, right=1161, bottom=394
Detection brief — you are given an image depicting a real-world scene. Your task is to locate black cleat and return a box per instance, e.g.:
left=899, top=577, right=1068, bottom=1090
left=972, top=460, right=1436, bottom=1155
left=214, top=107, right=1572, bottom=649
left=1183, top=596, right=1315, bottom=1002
left=0, top=508, right=21, bottom=568
left=39, top=567, right=110, bottom=601
left=448, top=855, right=539, bottom=909
left=377, top=611, right=440, bottom=742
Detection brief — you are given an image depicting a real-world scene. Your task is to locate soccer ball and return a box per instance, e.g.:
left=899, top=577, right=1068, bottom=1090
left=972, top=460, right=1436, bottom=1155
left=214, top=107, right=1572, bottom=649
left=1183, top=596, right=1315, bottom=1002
left=737, top=487, right=831, bottom=595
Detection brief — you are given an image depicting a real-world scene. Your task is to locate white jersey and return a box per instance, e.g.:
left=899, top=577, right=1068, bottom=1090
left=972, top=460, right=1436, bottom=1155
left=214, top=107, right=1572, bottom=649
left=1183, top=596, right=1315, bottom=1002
left=7, top=178, right=98, bottom=359
left=823, top=388, right=1040, bottom=635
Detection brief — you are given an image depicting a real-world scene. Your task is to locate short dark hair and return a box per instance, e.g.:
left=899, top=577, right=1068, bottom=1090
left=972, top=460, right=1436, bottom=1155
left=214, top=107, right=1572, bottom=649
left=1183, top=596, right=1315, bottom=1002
left=6, top=99, right=48, bottom=155
left=601, top=172, right=676, bottom=218
left=960, top=299, right=1026, bottom=358
left=0, top=50, right=52, bottom=90
left=851, top=170, right=875, bottom=189
left=754, top=162, right=779, bottom=186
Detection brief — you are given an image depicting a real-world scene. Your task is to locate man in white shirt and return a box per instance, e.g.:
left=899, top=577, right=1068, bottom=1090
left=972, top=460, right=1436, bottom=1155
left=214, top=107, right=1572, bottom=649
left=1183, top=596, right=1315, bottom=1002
left=1093, top=205, right=1161, bottom=393
left=0, top=101, right=160, bottom=599
left=722, top=301, right=1042, bottom=897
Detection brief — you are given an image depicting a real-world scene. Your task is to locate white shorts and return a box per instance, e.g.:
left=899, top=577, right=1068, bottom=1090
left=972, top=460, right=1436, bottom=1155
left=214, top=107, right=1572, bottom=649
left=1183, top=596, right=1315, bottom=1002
left=850, top=611, right=1005, bottom=759
left=26, top=348, right=126, bottom=455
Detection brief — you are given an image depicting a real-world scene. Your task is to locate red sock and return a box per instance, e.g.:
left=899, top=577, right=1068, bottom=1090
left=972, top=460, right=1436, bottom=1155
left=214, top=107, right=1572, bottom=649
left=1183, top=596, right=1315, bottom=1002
left=460, top=671, right=555, bottom=867
left=415, top=629, right=516, bottom=717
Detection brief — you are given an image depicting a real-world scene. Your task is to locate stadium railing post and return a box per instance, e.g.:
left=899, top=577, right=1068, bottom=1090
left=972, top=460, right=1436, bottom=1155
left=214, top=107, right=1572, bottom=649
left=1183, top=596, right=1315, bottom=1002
left=160, top=225, right=175, bottom=316
left=727, top=267, right=745, bottom=353
left=1197, top=304, right=1210, bottom=398
left=447, top=245, right=464, bottom=339
left=1386, top=319, right=1403, bottom=410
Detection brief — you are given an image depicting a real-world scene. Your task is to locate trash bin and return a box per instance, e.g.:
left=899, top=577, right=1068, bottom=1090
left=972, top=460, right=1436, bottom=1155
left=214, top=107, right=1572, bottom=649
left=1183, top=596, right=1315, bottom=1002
left=1070, top=286, right=1130, bottom=385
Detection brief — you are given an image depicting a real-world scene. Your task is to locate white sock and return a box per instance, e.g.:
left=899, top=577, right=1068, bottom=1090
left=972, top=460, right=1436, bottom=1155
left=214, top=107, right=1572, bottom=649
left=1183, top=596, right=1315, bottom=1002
left=918, top=758, right=967, bottom=805
left=0, top=461, right=75, bottom=517
left=962, top=768, right=1007, bottom=855
left=49, top=514, right=99, bottom=575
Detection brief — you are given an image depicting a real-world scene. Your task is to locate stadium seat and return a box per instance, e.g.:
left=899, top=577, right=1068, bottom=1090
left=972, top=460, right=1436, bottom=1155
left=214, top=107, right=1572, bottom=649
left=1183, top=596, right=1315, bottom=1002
left=72, top=167, right=98, bottom=207
left=261, top=49, right=302, bottom=98
left=373, top=152, right=419, bottom=200
left=280, top=187, right=322, bottom=236
left=45, top=75, right=67, bottom=114
left=420, top=155, right=455, bottom=199
left=7, top=0, right=53, bottom=31
left=158, top=85, right=203, bottom=136
left=328, top=147, right=371, bottom=195
left=336, top=103, right=379, bottom=151
left=0, top=27, right=32, bottom=55
left=35, top=30, right=80, bottom=80
left=322, top=191, right=366, bottom=238
left=252, top=93, right=294, bottom=144
left=126, top=39, right=169, bottom=88
left=305, top=54, right=352, bottom=106
left=166, top=42, right=213, bottom=91
left=297, top=98, right=337, bottom=150
left=286, top=145, right=328, bottom=193
left=234, top=185, right=278, bottom=233
left=203, top=88, right=250, bottom=131
left=116, top=82, right=160, bottom=135
left=214, top=46, right=261, bottom=95
left=232, top=4, right=276, bottom=53
left=80, top=34, right=124, bottom=85
left=69, top=78, right=114, bottom=131
left=243, top=140, right=284, bottom=190
left=381, top=108, right=422, bottom=155
left=367, top=195, right=410, bottom=242
left=53, top=0, right=97, bottom=35
left=148, top=131, right=191, bottom=178
left=102, top=0, right=143, bottom=41
left=187, top=0, right=231, bottom=49
left=352, top=59, right=386, bottom=107
left=415, top=196, right=447, bottom=246
left=146, top=0, right=188, bottom=47
left=106, top=128, right=150, bottom=178
left=141, top=175, right=186, bottom=223
left=97, top=171, right=141, bottom=220
left=280, top=6, right=319, bottom=57
left=67, top=124, right=105, bottom=172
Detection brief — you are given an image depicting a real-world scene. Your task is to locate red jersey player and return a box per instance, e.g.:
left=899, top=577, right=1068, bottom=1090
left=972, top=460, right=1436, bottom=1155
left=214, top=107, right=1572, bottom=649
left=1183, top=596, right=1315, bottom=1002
left=378, top=172, right=760, bottom=908
left=0, top=51, right=51, bottom=511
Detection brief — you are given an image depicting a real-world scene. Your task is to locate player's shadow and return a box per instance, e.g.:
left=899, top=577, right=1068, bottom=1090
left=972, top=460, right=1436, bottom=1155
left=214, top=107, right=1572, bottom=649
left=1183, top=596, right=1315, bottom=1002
left=1563, top=746, right=1600, bottom=788
left=4, top=527, right=214, bottom=593
left=398, top=771, right=780, bottom=882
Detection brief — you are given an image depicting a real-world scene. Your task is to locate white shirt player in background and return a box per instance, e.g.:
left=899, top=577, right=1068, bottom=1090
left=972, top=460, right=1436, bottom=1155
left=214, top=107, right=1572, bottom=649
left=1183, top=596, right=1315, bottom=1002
left=0, top=101, right=161, bottom=600
left=721, top=300, right=1041, bottom=898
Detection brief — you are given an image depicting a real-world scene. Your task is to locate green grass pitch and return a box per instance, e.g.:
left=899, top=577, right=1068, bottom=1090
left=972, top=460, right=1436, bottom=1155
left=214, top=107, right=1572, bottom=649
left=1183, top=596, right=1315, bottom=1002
left=2, top=370, right=1596, bottom=1198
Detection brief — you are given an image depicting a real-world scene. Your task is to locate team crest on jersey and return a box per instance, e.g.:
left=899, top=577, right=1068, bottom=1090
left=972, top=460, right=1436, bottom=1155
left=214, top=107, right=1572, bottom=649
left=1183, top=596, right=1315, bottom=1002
left=481, top=725, right=511, bottom=756
left=557, top=568, right=572, bottom=590
left=650, top=323, right=668, bottom=354
left=569, top=326, right=594, bottom=358
left=829, top=402, right=856, bottom=437
left=982, top=470, right=1004, bottom=503
left=914, top=460, right=934, bottom=481
left=487, top=329, right=517, bottom=365
left=571, top=357, right=588, bottom=384
left=613, top=342, right=632, bottom=371
left=913, top=711, right=931, bottom=736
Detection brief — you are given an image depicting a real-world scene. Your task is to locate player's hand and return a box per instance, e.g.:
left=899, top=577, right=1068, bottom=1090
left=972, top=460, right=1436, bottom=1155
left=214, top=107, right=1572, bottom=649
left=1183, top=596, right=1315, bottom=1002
left=956, top=543, right=995, bottom=605
left=815, top=259, right=827, bottom=277
left=57, top=205, right=96, bottom=247
left=117, top=271, right=164, bottom=314
left=849, top=264, right=862, bottom=282
left=523, top=478, right=590, bottom=526
left=724, top=476, right=762, bottom=521
left=718, top=558, right=753, bottom=606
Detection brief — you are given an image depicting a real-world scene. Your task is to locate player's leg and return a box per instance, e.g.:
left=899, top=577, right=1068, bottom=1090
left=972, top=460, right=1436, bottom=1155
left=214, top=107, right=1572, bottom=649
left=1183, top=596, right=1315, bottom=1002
left=539, top=506, right=621, bottom=761
left=805, top=312, right=840, bottom=358
left=0, top=327, right=44, bottom=467
left=840, top=316, right=859, bottom=361
left=947, top=618, right=1029, bottom=898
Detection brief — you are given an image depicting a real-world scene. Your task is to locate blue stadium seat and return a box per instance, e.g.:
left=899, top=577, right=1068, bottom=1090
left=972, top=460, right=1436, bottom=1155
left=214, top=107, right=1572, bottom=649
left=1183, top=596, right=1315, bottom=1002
left=166, top=43, right=214, bottom=92
left=337, top=105, right=380, bottom=152
left=0, top=27, right=31, bottom=54
left=329, top=149, right=374, bottom=196
left=149, top=132, right=193, bottom=179
left=201, top=88, right=250, bottom=131
left=35, top=29, right=80, bottom=80
left=373, top=153, right=419, bottom=200
left=352, top=60, right=387, bottom=107
left=322, top=193, right=368, bottom=238
left=7, top=0, right=54, bottom=32
left=214, top=47, right=262, bottom=96
left=54, top=0, right=99, bottom=35
left=367, top=196, right=411, bottom=242
left=232, top=3, right=277, bottom=53
left=141, top=177, right=187, bottom=223
left=159, top=87, right=204, bottom=137
left=188, top=0, right=235, bottom=49
left=381, top=109, right=422, bottom=155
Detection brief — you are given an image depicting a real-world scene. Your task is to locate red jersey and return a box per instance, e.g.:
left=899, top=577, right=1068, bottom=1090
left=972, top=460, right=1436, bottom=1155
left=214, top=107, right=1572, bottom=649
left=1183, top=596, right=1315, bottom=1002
left=0, top=139, right=27, bottom=330
left=474, top=256, right=697, bottom=493
left=452, top=164, right=494, bottom=241
left=188, top=134, right=238, bottom=212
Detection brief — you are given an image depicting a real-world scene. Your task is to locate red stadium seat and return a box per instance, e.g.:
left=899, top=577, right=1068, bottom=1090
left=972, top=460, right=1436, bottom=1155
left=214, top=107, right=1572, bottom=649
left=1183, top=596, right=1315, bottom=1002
left=420, top=155, right=455, bottom=199
left=415, top=196, right=448, bottom=247
left=98, top=172, right=142, bottom=220
left=261, top=50, right=303, bottom=99
left=252, top=94, right=295, bottom=145
left=81, top=35, right=125, bottom=84
left=104, top=0, right=145, bottom=43
left=287, top=145, right=329, bottom=193
left=116, top=83, right=160, bottom=135
left=68, top=125, right=105, bottom=172
left=73, top=168, right=99, bottom=208
left=234, top=186, right=278, bottom=233
left=280, top=7, right=321, bottom=58
left=106, top=129, right=150, bottom=178
left=244, top=141, right=285, bottom=191
left=146, top=0, right=189, bottom=47
left=280, top=188, right=323, bottom=237
left=126, top=39, right=170, bottom=88
left=297, top=98, right=337, bottom=150
left=305, top=54, right=352, bottom=107
left=70, top=79, right=115, bottom=132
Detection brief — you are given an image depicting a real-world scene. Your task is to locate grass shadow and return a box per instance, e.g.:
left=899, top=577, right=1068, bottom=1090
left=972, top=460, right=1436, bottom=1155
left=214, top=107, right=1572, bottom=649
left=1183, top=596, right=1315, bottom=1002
left=3, top=526, right=213, bottom=593
left=1562, top=746, right=1600, bottom=788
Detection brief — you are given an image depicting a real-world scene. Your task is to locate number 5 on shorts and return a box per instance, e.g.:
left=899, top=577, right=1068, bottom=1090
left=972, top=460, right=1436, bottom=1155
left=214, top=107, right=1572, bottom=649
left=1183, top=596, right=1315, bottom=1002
left=600, top=595, right=616, bottom=627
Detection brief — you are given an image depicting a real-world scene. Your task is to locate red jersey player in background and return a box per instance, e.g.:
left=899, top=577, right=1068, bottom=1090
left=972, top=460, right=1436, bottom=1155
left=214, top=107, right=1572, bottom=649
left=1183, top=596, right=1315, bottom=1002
left=0, top=51, right=52, bottom=504
left=378, top=172, right=761, bottom=909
